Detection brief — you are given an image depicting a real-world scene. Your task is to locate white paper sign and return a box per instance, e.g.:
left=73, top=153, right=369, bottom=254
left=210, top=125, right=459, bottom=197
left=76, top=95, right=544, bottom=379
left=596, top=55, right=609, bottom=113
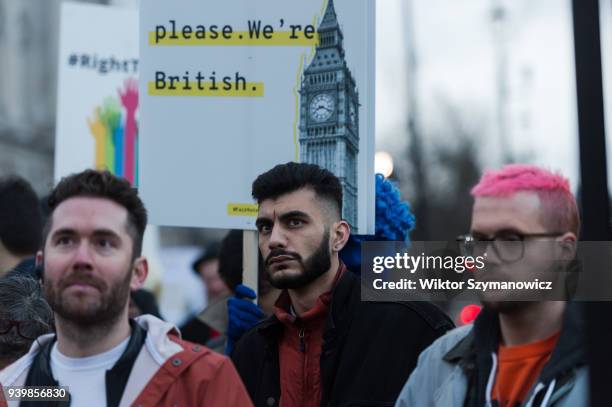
left=55, top=3, right=140, bottom=185
left=140, top=0, right=375, bottom=232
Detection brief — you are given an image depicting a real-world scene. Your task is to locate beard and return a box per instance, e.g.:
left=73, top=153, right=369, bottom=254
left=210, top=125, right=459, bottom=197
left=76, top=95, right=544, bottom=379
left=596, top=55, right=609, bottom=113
left=480, top=300, right=534, bottom=315
left=265, top=229, right=332, bottom=290
left=43, top=266, right=132, bottom=328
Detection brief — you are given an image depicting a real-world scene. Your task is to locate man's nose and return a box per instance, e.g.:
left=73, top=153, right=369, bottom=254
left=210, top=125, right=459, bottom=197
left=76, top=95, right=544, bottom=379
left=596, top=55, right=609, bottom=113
left=72, top=241, right=94, bottom=270
left=268, top=224, right=287, bottom=250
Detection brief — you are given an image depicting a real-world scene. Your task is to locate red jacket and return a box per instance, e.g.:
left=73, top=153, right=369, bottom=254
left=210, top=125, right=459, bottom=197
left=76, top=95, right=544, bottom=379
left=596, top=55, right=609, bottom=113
left=275, top=290, right=329, bottom=407
left=273, top=266, right=344, bottom=407
left=0, top=315, right=253, bottom=407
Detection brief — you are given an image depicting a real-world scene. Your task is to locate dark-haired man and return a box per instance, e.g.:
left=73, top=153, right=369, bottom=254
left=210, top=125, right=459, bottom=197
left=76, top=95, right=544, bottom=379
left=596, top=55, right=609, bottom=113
left=0, top=176, right=43, bottom=278
left=231, top=162, right=453, bottom=407
left=0, top=170, right=252, bottom=407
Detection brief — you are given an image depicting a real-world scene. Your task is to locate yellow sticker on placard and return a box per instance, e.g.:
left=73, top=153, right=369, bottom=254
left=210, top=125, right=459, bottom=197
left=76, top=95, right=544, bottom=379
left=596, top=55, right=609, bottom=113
left=227, top=203, right=259, bottom=216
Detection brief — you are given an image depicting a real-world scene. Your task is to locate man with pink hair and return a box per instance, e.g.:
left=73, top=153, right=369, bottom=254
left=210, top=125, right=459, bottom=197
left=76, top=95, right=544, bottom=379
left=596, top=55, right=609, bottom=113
left=395, top=164, right=588, bottom=407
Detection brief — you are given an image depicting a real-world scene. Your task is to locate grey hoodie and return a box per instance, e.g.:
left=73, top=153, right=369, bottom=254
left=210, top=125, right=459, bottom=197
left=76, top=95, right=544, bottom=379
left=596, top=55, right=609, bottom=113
left=395, top=304, right=589, bottom=407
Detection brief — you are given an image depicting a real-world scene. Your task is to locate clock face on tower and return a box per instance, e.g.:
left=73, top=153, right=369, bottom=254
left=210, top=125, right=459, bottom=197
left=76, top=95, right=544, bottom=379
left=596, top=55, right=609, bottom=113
left=309, top=93, right=335, bottom=122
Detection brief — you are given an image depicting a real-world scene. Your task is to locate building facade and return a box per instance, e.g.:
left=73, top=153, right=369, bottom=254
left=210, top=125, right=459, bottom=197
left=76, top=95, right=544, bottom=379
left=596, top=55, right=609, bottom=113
left=298, top=0, right=359, bottom=230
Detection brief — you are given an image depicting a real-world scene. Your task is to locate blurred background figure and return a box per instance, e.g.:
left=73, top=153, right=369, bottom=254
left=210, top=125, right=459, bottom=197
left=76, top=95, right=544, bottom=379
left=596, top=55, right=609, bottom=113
left=218, top=230, right=279, bottom=316
left=179, top=241, right=228, bottom=349
left=0, top=275, right=53, bottom=369
left=191, top=230, right=280, bottom=353
left=0, top=176, right=43, bottom=279
left=181, top=230, right=280, bottom=353
left=223, top=230, right=280, bottom=355
left=198, top=232, right=241, bottom=352
left=191, top=242, right=229, bottom=303
left=128, top=289, right=164, bottom=320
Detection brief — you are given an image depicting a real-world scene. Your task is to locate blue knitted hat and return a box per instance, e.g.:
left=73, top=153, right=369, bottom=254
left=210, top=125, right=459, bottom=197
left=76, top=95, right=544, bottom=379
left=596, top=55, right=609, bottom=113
left=340, top=174, right=415, bottom=273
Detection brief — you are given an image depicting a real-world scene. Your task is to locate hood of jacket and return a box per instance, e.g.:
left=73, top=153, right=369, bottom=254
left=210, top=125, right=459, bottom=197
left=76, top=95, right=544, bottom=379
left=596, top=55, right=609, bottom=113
left=0, top=315, right=192, bottom=407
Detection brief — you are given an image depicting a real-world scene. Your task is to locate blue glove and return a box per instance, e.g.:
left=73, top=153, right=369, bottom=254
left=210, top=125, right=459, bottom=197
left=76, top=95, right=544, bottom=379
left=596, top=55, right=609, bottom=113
left=225, top=284, right=265, bottom=355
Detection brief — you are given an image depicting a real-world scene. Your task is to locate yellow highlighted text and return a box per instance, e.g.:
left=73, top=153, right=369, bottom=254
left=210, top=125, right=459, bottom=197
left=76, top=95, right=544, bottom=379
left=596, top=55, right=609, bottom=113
left=227, top=203, right=259, bottom=217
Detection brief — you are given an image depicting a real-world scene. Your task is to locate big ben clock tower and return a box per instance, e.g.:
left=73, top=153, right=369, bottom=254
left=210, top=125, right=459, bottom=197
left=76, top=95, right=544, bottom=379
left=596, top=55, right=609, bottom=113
left=299, top=0, right=359, bottom=230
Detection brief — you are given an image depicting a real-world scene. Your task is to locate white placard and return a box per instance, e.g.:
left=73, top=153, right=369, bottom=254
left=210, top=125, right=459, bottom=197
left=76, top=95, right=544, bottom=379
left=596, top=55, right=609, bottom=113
left=140, top=0, right=375, bottom=233
left=55, top=3, right=140, bottom=186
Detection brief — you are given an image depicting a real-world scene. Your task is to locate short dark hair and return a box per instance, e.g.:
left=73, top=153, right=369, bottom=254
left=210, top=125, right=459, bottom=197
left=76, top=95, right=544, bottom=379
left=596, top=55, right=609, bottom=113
left=218, top=230, right=244, bottom=290
left=0, top=176, right=43, bottom=256
left=191, top=242, right=221, bottom=276
left=252, top=162, right=343, bottom=217
left=218, top=230, right=269, bottom=294
left=44, top=170, right=147, bottom=257
left=0, top=275, right=53, bottom=367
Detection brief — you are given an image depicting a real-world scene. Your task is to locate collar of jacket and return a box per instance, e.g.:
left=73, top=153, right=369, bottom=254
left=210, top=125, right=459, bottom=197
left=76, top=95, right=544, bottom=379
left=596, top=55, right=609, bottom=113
left=442, top=302, right=586, bottom=405
left=252, top=263, right=357, bottom=405
left=22, top=319, right=147, bottom=407
left=253, top=263, right=355, bottom=338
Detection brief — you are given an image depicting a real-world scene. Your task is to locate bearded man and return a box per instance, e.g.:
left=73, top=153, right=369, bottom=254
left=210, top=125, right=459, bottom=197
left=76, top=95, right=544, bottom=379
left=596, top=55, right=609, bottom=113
left=231, top=162, right=453, bottom=407
left=0, top=170, right=252, bottom=407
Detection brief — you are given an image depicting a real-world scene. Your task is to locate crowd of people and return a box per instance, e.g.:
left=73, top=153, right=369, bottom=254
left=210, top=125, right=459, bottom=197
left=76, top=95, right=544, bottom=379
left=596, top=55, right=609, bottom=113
left=0, top=161, right=589, bottom=406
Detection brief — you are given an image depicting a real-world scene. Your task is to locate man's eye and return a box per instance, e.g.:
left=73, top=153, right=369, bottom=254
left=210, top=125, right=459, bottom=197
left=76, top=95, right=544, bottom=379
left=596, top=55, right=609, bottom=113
left=56, top=236, right=73, bottom=246
left=288, top=219, right=303, bottom=227
left=96, top=238, right=113, bottom=249
left=497, top=234, right=521, bottom=242
left=258, top=224, right=271, bottom=234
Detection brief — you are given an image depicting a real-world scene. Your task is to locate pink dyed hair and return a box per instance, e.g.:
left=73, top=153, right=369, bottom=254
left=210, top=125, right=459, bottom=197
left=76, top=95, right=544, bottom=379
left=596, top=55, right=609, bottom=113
left=471, top=164, right=580, bottom=236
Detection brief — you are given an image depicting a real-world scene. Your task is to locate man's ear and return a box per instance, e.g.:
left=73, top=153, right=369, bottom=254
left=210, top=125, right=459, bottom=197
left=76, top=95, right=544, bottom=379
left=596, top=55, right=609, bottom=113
left=557, top=232, right=577, bottom=261
left=131, top=257, right=149, bottom=290
left=35, top=250, right=44, bottom=266
left=331, top=220, right=351, bottom=253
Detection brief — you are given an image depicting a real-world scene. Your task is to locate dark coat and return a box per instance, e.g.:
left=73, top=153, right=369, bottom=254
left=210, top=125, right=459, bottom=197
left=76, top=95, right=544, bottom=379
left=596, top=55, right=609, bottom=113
left=231, top=269, right=454, bottom=407
left=179, top=316, right=213, bottom=346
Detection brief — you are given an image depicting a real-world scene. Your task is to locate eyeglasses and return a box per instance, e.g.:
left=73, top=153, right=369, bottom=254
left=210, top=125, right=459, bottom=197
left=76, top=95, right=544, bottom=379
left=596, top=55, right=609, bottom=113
left=0, top=319, right=50, bottom=340
left=456, top=232, right=564, bottom=263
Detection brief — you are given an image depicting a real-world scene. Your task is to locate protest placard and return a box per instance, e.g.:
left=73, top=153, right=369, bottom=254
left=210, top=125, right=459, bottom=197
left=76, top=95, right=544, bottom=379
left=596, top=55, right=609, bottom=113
left=139, top=0, right=375, bottom=232
left=55, top=3, right=140, bottom=186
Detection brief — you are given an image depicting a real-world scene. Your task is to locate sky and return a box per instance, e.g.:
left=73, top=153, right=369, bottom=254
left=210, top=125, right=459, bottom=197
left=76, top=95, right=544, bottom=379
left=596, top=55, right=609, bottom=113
left=376, top=0, right=612, bottom=193
left=115, top=0, right=611, bottom=193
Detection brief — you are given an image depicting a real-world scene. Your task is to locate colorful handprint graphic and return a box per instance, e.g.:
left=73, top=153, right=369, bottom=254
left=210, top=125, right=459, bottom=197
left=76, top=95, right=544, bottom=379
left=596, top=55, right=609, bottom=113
left=87, top=78, right=139, bottom=185
left=119, top=78, right=138, bottom=183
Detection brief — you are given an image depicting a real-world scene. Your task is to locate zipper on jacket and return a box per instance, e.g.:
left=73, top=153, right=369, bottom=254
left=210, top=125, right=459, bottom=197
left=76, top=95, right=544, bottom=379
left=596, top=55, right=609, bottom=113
left=299, top=328, right=305, bottom=352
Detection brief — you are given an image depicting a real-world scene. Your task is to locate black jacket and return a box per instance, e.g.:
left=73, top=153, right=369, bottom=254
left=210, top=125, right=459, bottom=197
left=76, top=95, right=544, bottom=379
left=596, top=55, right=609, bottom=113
left=231, top=269, right=454, bottom=407
left=179, top=315, right=213, bottom=345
